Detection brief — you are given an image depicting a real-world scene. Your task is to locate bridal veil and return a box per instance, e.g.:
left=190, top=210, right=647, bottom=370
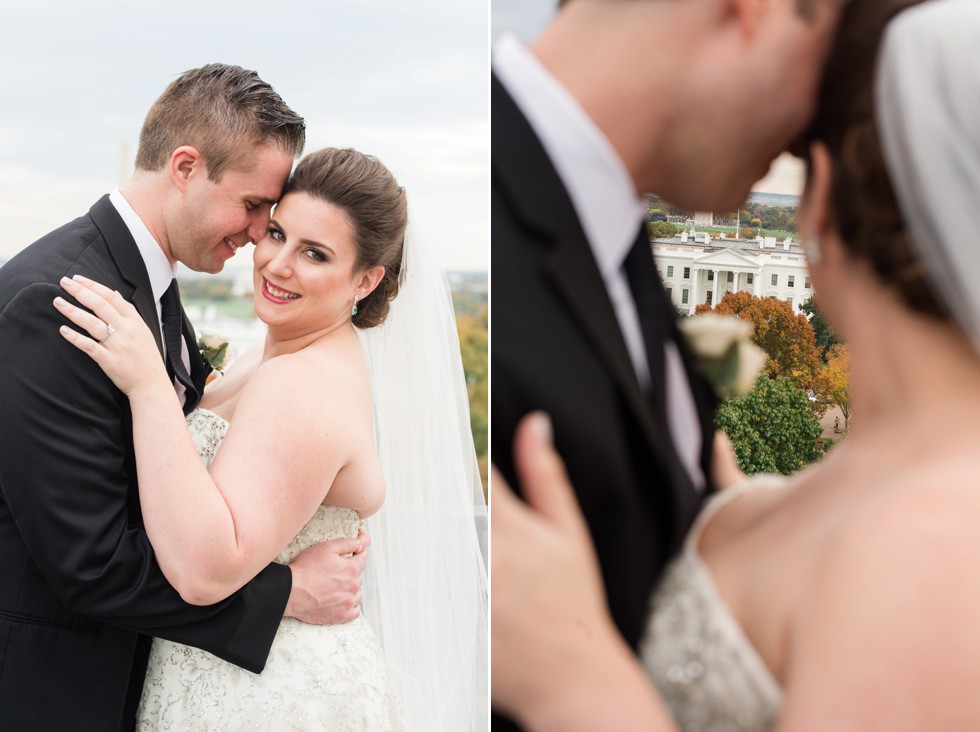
left=358, top=229, right=488, bottom=731
left=876, top=0, right=980, bottom=347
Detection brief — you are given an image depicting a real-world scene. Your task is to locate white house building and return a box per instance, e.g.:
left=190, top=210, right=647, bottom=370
left=652, top=231, right=813, bottom=315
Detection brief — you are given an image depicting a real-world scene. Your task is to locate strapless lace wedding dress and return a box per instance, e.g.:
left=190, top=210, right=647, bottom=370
left=639, top=476, right=785, bottom=732
left=136, top=409, right=405, bottom=731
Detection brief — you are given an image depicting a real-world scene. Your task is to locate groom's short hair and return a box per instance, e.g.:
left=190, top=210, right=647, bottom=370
left=135, top=63, right=306, bottom=181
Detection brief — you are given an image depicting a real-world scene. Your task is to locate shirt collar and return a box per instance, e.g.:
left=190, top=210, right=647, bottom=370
left=108, top=188, right=177, bottom=302
left=493, top=34, right=647, bottom=277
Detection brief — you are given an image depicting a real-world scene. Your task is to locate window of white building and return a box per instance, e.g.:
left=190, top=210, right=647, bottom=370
left=684, top=267, right=691, bottom=279
left=771, top=274, right=778, bottom=286
left=788, top=275, right=795, bottom=288
left=682, top=289, right=689, bottom=304
left=667, top=265, right=674, bottom=278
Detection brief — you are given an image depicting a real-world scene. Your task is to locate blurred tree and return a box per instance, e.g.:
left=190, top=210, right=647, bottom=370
left=695, top=292, right=823, bottom=393
left=180, top=278, right=234, bottom=301
left=648, top=221, right=679, bottom=239
left=815, top=343, right=852, bottom=430
left=456, top=305, right=488, bottom=497
left=717, top=375, right=825, bottom=475
left=800, top=296, right=841, bottom=362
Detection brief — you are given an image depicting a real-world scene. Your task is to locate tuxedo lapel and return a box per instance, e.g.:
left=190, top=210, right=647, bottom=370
left=183, top=314, right=211, bottom=409
left=88, top=196, right=165, bottom=359
left=492, top=75, right=672, bottom=466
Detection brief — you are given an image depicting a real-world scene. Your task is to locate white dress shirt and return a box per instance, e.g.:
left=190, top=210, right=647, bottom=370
left=109, top=189, right=191, bottom=403
left=494, top=35, right=705, bottom=490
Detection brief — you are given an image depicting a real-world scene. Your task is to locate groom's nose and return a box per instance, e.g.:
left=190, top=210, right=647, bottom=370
left=246, top=206, right=273, bottom=245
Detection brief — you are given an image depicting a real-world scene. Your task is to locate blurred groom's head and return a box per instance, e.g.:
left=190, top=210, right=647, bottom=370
left=537, top=0, right=847, bottom=211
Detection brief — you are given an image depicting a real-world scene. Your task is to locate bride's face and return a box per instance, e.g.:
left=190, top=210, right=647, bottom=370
left=251, top=192, right=367, bottom=335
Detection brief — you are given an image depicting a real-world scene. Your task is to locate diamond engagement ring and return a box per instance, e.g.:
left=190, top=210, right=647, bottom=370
left=98, top=323, right=117, bottom=343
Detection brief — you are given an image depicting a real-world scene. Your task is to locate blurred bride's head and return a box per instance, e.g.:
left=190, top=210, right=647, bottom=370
left=251, top=148, right=408, bottom=335
left=798, top=0, right=954, bottom=341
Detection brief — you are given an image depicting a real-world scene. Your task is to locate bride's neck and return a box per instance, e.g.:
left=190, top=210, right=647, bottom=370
left=261, top=320, right=354, bottom=361
left=841, top=286, right=980, bottom=431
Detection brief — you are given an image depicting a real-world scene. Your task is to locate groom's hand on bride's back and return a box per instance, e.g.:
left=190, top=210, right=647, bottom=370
left=283, top=526, right=370, bottom=624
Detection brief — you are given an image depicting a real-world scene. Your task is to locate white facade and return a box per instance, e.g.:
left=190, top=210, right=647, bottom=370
left=652, top=232, right=812, bottom=315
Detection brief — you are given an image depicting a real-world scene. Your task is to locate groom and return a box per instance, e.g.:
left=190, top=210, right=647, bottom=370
left=0, top=64, right=365, bottom=731
left=492, top=0, right=843, bottom=728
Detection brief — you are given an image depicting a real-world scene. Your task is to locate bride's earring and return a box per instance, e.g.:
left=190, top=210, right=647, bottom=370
left=804, top=235, right=822, bottom=264
left=351, top=296, right=359, bottom=317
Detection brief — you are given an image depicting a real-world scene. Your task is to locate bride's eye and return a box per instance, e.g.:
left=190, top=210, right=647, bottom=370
left=303, top=247, right=327, bottom=263
left=268, top=226, right=286, bottom=243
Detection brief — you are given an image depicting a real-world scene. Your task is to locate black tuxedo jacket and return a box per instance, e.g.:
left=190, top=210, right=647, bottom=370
left=0, top=196, right=291, bottom=731
left=491, top=75, right=720, bottom=729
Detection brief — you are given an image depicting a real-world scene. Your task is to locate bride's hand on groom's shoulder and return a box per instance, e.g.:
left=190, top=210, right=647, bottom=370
left=284, top=531, right=369, bottom=625
left=491, top=414, right=619, bottom=719
left=54, top=275, right=171, bottom=398
left=711, top=430, right=745, bottom=491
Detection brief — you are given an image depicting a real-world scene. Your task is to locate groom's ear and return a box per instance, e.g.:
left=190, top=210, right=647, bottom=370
left=169, top=146, right=205, bottom=192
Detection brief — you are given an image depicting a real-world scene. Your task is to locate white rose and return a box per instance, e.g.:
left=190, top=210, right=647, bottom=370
left=680, top=313, right=766, bottom=398
left=679, top=313, right=751, bottom=359
left=199, top=331, right=231, bottom=350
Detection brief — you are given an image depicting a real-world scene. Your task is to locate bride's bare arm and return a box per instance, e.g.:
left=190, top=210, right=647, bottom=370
left=492, top=414, right=679, bottom=732
left=55, top=275, right=364, bottom=606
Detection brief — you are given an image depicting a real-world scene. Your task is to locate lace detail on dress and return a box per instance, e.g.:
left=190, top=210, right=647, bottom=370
left=136, top=409, right=405, bottom=731
left=639, top=477, right=785, bottom=732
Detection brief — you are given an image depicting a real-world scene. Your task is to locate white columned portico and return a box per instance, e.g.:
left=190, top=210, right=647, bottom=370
left=753, top=269, right=762, bottom=296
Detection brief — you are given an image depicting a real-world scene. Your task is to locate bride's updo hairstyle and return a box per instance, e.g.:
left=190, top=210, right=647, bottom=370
left=804, top=0, right=947, bottom=320
left=285, top=147, right=408, bottom=328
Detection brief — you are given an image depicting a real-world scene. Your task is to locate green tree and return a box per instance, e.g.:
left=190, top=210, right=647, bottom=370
left=799, top=296, right=841, bottom=362
left=648, top=221, right=679, bottom=239
left=716, top=375, right=825, bottom=475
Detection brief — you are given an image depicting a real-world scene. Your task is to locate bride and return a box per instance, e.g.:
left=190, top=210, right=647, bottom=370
left=492, top=0, right=980, bottom=729
left=56, top=147, right=487, bottom=730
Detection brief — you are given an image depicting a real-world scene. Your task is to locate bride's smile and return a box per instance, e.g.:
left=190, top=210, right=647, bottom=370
left=261, top=277, right=301, bottom=302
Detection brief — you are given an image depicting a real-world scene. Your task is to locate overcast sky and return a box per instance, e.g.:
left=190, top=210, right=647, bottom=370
left=490, top=0, right=805, bottom=198
left=0, top=0, right=488, bottom=271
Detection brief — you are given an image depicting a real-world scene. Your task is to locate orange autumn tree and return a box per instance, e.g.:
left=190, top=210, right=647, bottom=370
left=695, top=292, right=822, bottom=393
left=816, top=343, right=852, bottom=430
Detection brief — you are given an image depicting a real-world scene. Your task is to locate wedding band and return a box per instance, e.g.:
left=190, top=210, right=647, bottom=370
left=98, top=323, right=116, bottom=343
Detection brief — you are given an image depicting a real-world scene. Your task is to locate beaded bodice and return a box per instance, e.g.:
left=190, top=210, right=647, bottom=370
left=639, top=477, right=785, bottom=732
left=137, top=409, right=403, bottom=731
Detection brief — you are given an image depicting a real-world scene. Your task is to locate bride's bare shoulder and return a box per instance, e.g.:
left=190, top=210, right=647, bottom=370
left=243, top=335, right=372, bottom=419
left=780, top=460, right=980, bottom=729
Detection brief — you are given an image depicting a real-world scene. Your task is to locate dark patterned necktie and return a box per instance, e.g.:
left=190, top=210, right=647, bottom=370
left=622, top=226, right=668, bottom=412
left=623, top=225, right=701, bottom=543
left=160, top=278, right=199, bottom=410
